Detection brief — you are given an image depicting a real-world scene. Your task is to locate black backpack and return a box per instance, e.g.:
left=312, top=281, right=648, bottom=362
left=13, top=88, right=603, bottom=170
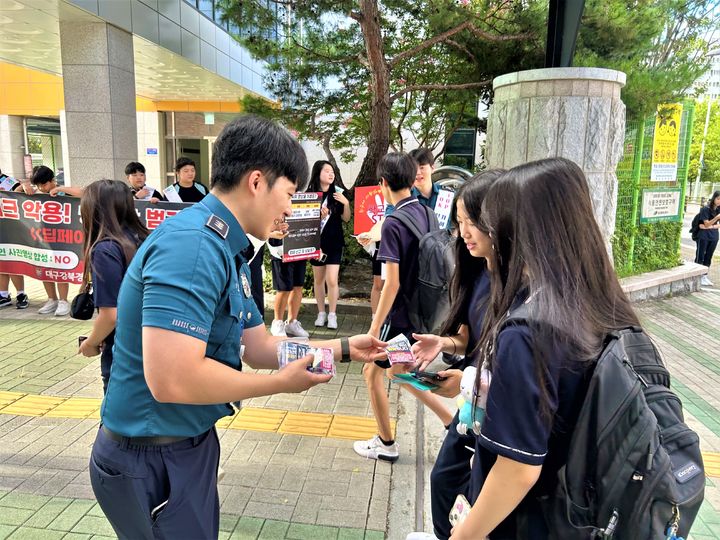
left=388, top=205, right=454, bottom=333
left=502, top=310, right=704, bottom=539
left=689, top=212, right=702, bottom=241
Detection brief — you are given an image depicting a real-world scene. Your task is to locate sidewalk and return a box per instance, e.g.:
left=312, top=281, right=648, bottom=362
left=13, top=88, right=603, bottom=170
left=1, top=279, right=720, bottom=538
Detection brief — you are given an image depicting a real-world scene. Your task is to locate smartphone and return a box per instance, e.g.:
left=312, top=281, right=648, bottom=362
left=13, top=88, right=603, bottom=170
left=449, top=494, right=471, bottom=527
left=78, top=335, right=88, bottom=347
left=318, top=253, right=328, bottom=263
left=413, top=370, right=447, bottom=383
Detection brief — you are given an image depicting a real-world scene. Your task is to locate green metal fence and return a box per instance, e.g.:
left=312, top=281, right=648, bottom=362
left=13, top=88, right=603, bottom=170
left=612, top=101, right=696, bottom=277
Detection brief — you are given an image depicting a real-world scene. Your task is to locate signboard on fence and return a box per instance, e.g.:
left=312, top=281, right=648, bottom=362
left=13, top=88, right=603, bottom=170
left=650, top=103, right=683, bottom=182
left=0, top=191, right=189, bottom=284
left=640, top=188, right=682, bottom=223
left=283, top=192, right=322, bottom=262
left=354, top=186, right=386, bottom=235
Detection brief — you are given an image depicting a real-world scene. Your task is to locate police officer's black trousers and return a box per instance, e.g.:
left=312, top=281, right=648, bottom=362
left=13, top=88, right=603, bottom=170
left=89, top=426, right=220, bottom=540
left=430, top=411, right=475, bottom=540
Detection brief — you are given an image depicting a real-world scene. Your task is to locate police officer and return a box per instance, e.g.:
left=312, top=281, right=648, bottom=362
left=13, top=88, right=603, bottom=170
left=89, top=115, right=386, bottom=540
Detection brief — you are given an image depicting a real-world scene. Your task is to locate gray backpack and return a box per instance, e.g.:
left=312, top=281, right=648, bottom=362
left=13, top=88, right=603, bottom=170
left=388, top=205, right=454, bottom=333
left=503, top=308, right=705, bottom=539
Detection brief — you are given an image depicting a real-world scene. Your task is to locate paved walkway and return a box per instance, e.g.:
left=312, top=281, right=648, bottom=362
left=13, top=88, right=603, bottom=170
left=1, top=278, right=720, bottom=538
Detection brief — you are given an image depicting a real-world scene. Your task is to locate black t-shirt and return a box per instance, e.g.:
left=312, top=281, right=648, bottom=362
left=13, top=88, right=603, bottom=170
left=319, top=189, right=346, bottom=252
left=91, top=239, right=128, bottom=379
left=174, top=182, right=209, bottom=203
left=698, top=206, right=719, bottom=241
left=469, top=322, right=591, bottom=539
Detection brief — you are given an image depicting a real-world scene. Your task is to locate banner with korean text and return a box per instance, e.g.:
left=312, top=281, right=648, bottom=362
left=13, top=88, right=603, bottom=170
left=0, top=192, right=189, bottom=284
left=283, top=192, right=322, bottom=262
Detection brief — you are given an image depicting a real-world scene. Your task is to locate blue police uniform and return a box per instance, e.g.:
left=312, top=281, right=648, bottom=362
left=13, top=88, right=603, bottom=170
left=89, top=194, right=262, bottom=540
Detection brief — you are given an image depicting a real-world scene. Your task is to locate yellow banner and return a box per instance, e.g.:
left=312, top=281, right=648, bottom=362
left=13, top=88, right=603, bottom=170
left=650, top=103, right=683, bottom=182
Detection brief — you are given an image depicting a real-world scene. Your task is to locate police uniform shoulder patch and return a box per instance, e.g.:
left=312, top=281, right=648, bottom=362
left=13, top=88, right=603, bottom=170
left=205, top=214, right=229, bottom=239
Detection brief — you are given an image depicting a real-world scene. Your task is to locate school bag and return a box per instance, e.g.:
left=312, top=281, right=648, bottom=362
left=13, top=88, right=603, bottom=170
left=500, top=308, right=704, bottom=540
left=388, top=205, right=454, bottom=333
left=689, top=211, right=703, bottom=241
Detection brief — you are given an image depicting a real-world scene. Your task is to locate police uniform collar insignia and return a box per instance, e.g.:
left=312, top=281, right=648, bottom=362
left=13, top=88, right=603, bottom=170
left=205, top=214, right=229, bottom=239
left=241, top=273, right=252, bottom=298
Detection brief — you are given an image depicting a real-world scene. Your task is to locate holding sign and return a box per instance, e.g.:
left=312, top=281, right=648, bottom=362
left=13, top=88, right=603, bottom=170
left=283, top=192, right=323, bottom=262
left=354, top=186, right=386, bottom=235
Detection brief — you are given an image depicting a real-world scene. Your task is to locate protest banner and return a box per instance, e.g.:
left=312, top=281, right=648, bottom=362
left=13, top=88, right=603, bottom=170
left=434, top=189, right=455, bottom=229
left=0, top=191, right=189, bottom=284
left=354, top=186, right=385, bottom=235
left=283, top=192, right=322, bottom=262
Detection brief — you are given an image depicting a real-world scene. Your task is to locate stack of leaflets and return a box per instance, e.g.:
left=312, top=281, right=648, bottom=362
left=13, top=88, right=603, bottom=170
left=277, top=341, right=336, bottom=376
left=386, top=334, right=415, bottom=365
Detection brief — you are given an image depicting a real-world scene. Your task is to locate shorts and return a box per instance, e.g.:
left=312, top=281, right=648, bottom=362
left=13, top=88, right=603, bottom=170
left=372, top=243, right=382, bottom=277
left=374, top=323, right=414, bottom=369
left=310, top=247, right=343, bottom=266
left=271, top=259, right=306, bottom=291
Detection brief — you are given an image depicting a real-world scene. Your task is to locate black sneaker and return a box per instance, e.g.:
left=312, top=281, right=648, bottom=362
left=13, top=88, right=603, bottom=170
left=0, top=295, right=11, bottom=309
left=15, top=293, right=28, bottom=309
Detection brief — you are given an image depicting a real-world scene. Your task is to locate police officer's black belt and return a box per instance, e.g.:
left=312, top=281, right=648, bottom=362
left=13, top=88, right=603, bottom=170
left=102, top=425, right=189, bottom=446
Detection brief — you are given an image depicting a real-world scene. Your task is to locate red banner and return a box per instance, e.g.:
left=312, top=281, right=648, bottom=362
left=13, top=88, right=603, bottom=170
left=353, top=186, right=386, bottom=235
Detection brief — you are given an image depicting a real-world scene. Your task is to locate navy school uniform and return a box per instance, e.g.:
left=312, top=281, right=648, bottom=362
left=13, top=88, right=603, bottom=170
left=90, top=194, right=262, bottom=539
left=695, top=205, right=720, bottom=267
left=468, top=320, right=591, bottom=540
left=431, top=269, right=490, bottom=540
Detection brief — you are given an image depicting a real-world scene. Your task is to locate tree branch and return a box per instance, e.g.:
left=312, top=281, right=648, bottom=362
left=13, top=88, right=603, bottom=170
left=445, top=38, right=477, bottom=63
left=390, top=80, right=491, bottom=102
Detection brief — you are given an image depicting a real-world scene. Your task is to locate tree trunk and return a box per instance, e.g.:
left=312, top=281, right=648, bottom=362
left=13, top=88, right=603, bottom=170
left=354, top=0, right=391, bottom=188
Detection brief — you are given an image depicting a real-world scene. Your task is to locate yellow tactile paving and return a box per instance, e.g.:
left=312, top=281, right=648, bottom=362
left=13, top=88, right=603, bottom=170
left=0, top=393, right=391, bottom=441
left=703, top=452, right=720, bottom=478
left=327, top=414, right=396, bottom=441
left=44, top=398, right=102, bottom=419
left=1, top=394, right=66, bottom=416
left=0, top=391, right=25, bottom=408
left=228, top=407, right=287, bottom=432
left=279, top=412, right=333, bottom=437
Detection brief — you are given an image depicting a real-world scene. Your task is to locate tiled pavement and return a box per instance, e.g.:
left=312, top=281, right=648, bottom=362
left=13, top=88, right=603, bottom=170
left=1, top=279, right=720, bottom=538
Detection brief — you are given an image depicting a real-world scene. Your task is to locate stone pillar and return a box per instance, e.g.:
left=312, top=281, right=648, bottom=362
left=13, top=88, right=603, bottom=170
left=59, top=21, right=138, bottom=187
left=0, top=115, right=26, bottom=180
left=486, top=68, right=626, bottom=241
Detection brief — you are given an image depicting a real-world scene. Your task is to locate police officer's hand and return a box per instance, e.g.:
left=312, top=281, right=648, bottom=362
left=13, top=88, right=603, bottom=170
left=349, top=334, right=388, bottom=363
left=431, top=369, right=462, bottom=398
left=278, top=355, right=332, bottom=393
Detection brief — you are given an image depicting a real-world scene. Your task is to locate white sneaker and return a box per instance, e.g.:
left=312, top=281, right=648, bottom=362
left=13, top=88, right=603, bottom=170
left=406, top=533, right=440, bottom=540
left=270, top=319, right=287, bottom=337
left=353, top=435, right=399, bottom=462
left=701, top=275, right=714, bottom=287
left=285, top=319, right=309, bottom=338
left=54, top=300, right=70, bottom=317
left=314, top=312, right=327, bottom=327
left=327, top=312, right=338, bottom=330
left=38, top=299, right=58, bottom=315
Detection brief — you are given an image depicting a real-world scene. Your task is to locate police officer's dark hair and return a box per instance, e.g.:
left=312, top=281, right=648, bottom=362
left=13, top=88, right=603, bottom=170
left=377, top=152, right=417, bottom=192
left=409, top=147, right=434, bottom=167
left=31, top=165, right=55, bottom=186
left=174, top=157, right=196, bottom=172
left=125, top=162, right=146, bottom=175
left=210, top=115, right=309, bottom=192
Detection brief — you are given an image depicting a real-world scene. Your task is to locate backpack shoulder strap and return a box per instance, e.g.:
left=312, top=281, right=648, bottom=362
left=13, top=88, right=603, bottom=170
left=388, top=206, right=425, bottom=241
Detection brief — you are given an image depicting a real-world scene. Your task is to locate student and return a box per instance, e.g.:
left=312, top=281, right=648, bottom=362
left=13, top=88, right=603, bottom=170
left=0, top=170, right=29, bottom=309
left=171, top=157, right=209, bottom=203
left=308, top=160, right=350, bottom=330
left=409, top=148, right=440, bottom=210
left=696, top=190, right=720, bottom=286
left=268, top=230, right=310, bottom=338
left=125, top=162, right=164, bottom=202
left=89, top=115, right=386, bottom=539
left=354, top=152, right=453, bottom=462
left=405, top=171, right=504, bottom=540
left=29, top=166, right=71, bottom=316
left=77, top=180, right=149, bottom=393
left=449, top=158, right=640, bottom=540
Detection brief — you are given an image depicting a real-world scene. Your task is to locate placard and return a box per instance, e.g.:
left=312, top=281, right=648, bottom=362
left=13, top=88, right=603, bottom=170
left=640, top=188, right=682, bottom=223
left=651, top=104, right=683, bottom=182
left=283, top=192, right=322, bottom=262
left=354, top=186, right=386, bottom=235
left=434, top=189, right=455, bottom=229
